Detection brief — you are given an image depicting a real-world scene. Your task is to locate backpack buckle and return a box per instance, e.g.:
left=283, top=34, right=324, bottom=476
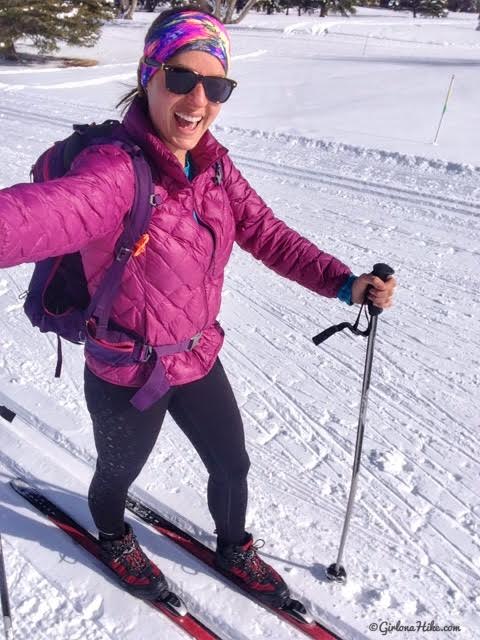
left=187, top=332, right=202, bottom=351
left=116, top=246, right=132, bottom=262
left=149, top=194, right=163, bottom=207
left=135, top=343, right=153, bottom=363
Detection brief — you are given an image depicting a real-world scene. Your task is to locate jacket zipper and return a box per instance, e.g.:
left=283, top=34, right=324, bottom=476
left=193, top=195, right=216, bottom=331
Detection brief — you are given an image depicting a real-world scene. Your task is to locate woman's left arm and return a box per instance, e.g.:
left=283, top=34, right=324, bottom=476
left=223, top=156, right=352, bottom=299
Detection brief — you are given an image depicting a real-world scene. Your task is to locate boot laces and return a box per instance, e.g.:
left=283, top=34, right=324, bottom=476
left=233, top=538, right=268, bottom=579
left=113, top=535, right=148, bottom=573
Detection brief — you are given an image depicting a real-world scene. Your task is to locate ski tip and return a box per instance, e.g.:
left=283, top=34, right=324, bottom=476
left=10, top=478, right=29, bottom=490
left=0, top=406, right=16, bottom=423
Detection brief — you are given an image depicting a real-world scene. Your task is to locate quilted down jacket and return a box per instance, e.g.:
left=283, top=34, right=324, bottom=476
left=0, top=98, right=352, bottom=391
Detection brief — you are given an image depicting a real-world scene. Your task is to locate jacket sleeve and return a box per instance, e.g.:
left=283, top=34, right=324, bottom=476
left=0, top=144, right=135, bottom=268
left=222, top=155, right=352, bottom=298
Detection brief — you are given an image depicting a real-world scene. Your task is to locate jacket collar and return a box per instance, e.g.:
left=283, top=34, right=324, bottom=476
left=122, top=97, right=228, bottom=184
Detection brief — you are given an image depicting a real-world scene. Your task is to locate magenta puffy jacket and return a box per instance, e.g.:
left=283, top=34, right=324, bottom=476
left=0, top=99, right=351, bottom=389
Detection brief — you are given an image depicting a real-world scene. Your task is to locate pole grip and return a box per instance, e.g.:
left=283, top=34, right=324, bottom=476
left=312, top=322, right=350, bottom=346
left=367, top=263, right=395, bottom=317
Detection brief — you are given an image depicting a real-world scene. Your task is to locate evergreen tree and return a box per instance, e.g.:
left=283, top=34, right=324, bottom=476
left=447, top=0, right=476, bottom=11
left=315, top=0, right=356, bottom=16
left=0, top=0, right=114, bottom=60
left=391, top=0, right=447, bottom=17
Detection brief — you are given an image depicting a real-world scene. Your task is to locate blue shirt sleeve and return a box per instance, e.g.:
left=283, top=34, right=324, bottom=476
left=336, top=274, right=358, bottom=305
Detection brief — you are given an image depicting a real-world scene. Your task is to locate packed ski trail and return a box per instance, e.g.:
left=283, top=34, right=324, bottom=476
left=1, top=8, right=479, bottom=640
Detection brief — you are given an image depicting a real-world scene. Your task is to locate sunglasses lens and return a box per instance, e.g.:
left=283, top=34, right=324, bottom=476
left=165, top=66, right=235, bottom=104
left=165, top=67, right=197, bottom=95
left=203, top=77, right=234, bottom=103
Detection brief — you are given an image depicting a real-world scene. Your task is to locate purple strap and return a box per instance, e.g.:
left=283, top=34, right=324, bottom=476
left=85, top=330, right=204, bottom=411
left=130, top=342, right=192, bottom=411
left=87, top=143, right=157, bottom=339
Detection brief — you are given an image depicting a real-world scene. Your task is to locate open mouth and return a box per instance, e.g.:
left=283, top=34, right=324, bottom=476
left=174, top=112, right=203, bottom=131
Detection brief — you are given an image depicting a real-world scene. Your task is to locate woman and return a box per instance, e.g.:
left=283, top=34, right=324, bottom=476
left=0, top=6, right=395, bottom=606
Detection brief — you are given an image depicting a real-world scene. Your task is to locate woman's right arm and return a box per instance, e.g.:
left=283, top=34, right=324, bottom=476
left=0, top=144, right=135, bottom=268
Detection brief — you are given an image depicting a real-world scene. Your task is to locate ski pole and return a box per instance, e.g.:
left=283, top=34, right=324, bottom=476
left=0, top=534, right=12, bottom=640
left=312, top=263, right=394, bottom=583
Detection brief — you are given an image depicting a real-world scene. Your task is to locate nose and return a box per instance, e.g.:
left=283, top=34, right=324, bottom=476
left=188, top=80, right=209, bottom=107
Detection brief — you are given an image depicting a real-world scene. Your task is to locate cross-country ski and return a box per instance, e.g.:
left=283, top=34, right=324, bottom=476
left=125, top=493, right=342, bottom=640
left=10, top=478, right=221, bottom=640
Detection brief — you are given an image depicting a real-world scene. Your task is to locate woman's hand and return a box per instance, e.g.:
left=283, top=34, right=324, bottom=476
left=351, top=273, right=396, bottom=309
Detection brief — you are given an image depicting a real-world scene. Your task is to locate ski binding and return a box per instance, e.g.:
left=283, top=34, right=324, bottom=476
left=160, top=590, right=188, bottom=617
left=282, top=597, right=314, bottom=624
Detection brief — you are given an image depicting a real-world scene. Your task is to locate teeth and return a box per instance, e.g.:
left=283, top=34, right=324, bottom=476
left=175, top=112, right=202, bottom=124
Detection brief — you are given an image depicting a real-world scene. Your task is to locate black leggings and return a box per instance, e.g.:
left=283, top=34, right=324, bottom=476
left=84, top=359, right=250, bottom=546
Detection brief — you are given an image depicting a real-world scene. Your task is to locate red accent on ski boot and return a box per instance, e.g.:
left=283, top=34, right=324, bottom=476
left=215, top=533, right=290, bottom=607
left=100, top=523, right=168, bottom=600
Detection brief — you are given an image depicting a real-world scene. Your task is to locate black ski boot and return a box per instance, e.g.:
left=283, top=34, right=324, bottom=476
left=99, top=523, right=169, bottom=600
left=215, top=533, right=290, bottom=607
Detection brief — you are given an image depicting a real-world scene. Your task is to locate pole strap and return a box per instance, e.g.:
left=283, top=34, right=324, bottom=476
left=312, top=303, right=372, bottom=346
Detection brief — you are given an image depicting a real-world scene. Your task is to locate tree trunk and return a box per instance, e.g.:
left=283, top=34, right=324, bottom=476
left=224, top=0, right=237, bottom=23
left=0, top=39, right=17, bottom=61
left=320, top=3, right=328, bottom=17
left=230, top=0, right=262, bottom=24
left=212, top=0, right=223, bottom=21
left=124, top=0, right=138, bottom=20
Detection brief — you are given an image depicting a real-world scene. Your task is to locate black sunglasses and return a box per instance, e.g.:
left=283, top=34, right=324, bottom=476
left=144, top=58, right=237, bottom=104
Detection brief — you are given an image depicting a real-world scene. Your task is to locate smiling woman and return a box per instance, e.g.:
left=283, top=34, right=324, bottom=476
left=122, top=4, right=236, bottom=165
left=0, top=0, right=395, bottom=619
left=144, top=50, right=227, bottom=164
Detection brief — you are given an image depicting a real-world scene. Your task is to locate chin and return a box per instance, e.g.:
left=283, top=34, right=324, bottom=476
left=177, top=135, right=202, bottom=151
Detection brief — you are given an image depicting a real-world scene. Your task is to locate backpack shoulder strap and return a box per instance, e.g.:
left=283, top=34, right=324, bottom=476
left=83, top=126, right=157, bottom=338
left=31, top=120, right=123, bottom=182
left=64, top=120, right=122, bottom=168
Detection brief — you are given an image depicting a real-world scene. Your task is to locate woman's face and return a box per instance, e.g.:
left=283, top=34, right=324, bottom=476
left=146, top=50, right=224, bottom=166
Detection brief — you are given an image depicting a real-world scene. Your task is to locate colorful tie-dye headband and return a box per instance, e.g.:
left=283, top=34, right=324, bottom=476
left=140, top=11, right=231, bottom=88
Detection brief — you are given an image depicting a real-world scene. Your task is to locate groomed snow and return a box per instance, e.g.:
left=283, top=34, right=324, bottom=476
left=0, top=8, right=479, bottom=640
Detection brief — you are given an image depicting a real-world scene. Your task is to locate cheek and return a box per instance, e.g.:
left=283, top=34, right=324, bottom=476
left=206, top=104, right=222, bottom=125
left=147, top=81, right=173, bottom=118
left=148, top=96, right=175, bottom=131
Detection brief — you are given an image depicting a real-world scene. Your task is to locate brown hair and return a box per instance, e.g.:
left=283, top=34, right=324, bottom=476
left=116, top=1, right=214, bottom=113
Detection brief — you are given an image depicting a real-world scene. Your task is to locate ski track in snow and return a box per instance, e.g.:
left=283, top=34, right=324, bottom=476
left=1, top=48, right=479, bottom=639
left=0, top=539, right=115, bottom=640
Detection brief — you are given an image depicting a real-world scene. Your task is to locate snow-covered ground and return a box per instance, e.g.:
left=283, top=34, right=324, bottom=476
left=0, top=7, right=479, bottom=640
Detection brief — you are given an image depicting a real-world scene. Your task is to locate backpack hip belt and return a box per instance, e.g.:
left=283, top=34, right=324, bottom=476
left=85, top=321, right=218, bottom=411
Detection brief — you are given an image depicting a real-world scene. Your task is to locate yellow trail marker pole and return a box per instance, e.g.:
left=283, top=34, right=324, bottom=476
left=433, top=74, right=455, bottom=145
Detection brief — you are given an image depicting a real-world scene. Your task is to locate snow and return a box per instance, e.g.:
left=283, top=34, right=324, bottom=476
left=0, top=7, right=479, bottom=640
